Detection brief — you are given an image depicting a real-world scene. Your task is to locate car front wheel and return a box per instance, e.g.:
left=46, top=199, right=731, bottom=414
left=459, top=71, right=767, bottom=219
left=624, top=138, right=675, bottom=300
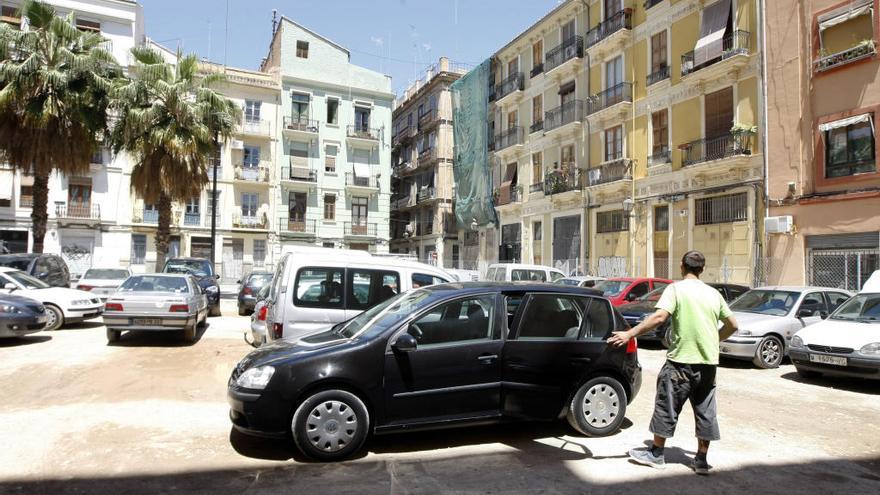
left=106, top=328, right=121, bottom=343
left=44, top=304, right=64, bottom=331
left=566, top=376, right=627, bottom=437
left=753, top=335, right=784, bottom=369
left=291, top=389, right=369, bottom=461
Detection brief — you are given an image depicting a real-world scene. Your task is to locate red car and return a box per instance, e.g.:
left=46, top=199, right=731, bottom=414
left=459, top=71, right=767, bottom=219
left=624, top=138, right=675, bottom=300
left=594, top=277, right=673, bottom=307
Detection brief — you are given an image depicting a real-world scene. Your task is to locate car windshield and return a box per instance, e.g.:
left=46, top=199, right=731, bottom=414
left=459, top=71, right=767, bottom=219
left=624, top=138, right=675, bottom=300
left=594, top=280, right=631, bottom=297
left=2, top=270, right=49, bottom=289
left=0, top=259, right=31, bottom=271
left=639, top=286, right=667, bottom=302
left=164, top=260, right=211, bottom=277
left=118, top=275, right=190, bottom=293
left=558, top=279, right=580, bottom=286
left=730, top=289, right=801, bottom=316
left=247, top=273, right=273, bottom=287
left=83, top=269, right=129, bottom=280
left=830, top=293, right=880, bottom=323
left=338, top=289, right=434, bottom=339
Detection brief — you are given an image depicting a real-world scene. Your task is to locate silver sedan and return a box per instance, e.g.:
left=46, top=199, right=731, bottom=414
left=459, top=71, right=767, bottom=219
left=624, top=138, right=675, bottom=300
left=103, top=274, right=208, bottom=344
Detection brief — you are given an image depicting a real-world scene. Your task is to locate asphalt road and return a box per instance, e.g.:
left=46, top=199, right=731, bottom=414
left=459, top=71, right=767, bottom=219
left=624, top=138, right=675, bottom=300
left=1, top=300, right=878, bottom=494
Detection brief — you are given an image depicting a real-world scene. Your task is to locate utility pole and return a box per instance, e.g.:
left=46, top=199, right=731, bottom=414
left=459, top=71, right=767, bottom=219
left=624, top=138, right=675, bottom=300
left=209, top=130, right=219, bottom=266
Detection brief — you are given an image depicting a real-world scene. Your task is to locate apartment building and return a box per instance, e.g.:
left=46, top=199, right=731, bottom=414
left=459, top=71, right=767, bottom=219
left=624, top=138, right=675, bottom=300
left=261, top=17, right=394, bottom=254
left=389, top=58, right=467, bottom=266
left=765, top=0, right=880, bottom=290
left=481, top=0, right=763, bottom=284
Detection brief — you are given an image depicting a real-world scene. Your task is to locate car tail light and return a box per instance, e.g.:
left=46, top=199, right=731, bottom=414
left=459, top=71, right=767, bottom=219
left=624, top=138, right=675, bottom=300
left=626, top=337, right=638, bottom=354
left=77, top=284, right=94, bottom=291
left=169, top=304, right=189, bottom=312
left=272, top=322, right=283, bottom=339
left=257, top=305, right=268, bottom=321
left=243, top=287, right=253, bottom=295
left=104, top=302, right=123, bottom=311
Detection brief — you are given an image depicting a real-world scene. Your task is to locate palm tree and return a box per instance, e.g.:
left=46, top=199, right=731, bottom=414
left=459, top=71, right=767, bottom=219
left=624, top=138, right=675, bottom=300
left=0, top=0, right=118, bottom=253
left=109, top=47, right=239, bottom=272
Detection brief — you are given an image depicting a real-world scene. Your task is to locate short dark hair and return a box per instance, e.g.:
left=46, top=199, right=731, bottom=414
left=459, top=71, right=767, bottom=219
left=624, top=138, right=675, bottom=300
left=681, top=250, right=705, bottom=276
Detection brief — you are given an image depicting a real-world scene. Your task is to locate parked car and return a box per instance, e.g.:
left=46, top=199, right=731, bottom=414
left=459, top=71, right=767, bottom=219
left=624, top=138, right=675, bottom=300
left=485, top=263, right=566, bottom=283
left=720, top=286, right=853, bottom=368
left=103, top=273, right=209, bottom=343
left=790, top=271, right=879, bottom=380
left=619, top=282, right=751, bottom=345
left=247, top=285, right=271, bottom=347
left=446, top=269, right=481, bottom=282
left=593, top=277, right=673, bottom=307
left=228, top=282, right=642, bottom=461
left=0, top=267, right=103, bottom=331
left=237, top=271, right=274, bottom=316
left=0, top=253, right=70, bottom=288
left=75, top=267, right=133, bottom=301
left=0, top=293, right=48, bottom=338
left=557, top=276, right=606, bottom=288
left=162, top=257, right=221, bottom=316
left=264, top=248, right=453, bottom=342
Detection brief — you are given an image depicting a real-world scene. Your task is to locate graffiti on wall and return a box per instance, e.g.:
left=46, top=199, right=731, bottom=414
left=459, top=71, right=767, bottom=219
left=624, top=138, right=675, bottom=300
left=598, top=256, right=628, bottom=278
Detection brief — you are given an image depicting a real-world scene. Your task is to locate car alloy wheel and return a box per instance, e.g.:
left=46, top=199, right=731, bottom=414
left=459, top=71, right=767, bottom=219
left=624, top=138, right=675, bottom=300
left=567, top=376, right=627, bottom=437
left=44, top=304, right=63, bottom=331
left=291, top=389, right=369, bottom=461
left=753, top=335, right=783, bottom=369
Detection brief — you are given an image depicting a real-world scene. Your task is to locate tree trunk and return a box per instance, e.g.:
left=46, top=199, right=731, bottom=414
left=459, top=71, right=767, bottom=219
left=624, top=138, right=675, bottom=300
left=30, top=172, right=50, bottom=254
left=154, top=192, right=172, bottom=272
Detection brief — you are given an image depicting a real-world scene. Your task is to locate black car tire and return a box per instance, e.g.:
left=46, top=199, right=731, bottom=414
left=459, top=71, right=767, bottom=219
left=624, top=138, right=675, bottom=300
left=566, top=376, right=627, bottom=437
left=238, top=305, right=248, bottom=316
left=106, top=328, right=121, bottom=343
left=752, top=335, right=784, bottom=369
left=209, top=303, right=222, bottom=317
left=183, top=324, right=197, bottom=343
left=291, top=389, right=370, bottom=461
left=44, top=304, right=64, bottom=331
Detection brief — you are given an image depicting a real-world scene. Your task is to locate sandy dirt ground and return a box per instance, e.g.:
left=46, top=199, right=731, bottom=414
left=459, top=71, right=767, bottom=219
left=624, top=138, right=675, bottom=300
left=1, top=299, right=878, bottom=494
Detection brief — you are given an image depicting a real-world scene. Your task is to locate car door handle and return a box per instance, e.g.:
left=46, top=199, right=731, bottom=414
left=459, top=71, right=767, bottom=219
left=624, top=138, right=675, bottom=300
left=477, top=354, right=498, bottom=364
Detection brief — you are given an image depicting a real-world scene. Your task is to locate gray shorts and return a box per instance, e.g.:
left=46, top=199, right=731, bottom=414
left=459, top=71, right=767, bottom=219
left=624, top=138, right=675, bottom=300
left=650, top=360, right=720, bottom=441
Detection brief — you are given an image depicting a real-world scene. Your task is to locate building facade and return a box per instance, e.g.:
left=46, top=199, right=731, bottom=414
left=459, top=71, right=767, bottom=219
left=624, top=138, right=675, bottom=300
left=765, top=0, right=880, bottom=291
left=389, top=58, right=466, bottom=267
left=261, top=17, right=394, bottom=254
left=479, top=0, right=763, bottom=285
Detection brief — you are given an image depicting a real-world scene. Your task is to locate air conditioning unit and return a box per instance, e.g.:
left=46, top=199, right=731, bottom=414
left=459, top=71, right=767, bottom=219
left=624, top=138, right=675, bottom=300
left=231, top=140, right=245, bottom=150
left=765, top=215, right=794, bottom=234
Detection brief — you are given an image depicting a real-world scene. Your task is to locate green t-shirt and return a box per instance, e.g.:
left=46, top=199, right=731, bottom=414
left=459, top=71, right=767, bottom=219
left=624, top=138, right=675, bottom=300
left=655, top=279, right=732, bottom=365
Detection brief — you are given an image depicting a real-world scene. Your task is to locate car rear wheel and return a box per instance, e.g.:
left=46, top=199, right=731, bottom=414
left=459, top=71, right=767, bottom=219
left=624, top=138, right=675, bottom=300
left=567, top=376, right=627, bottom=437
left=291, top=389, right=369, bottom=461
left=209, top=304, right=222, bottom=317
left=44, top=304, right=63, bottom=331
left=183, top=324, right=197, bottom=343
left=753, top=335, right=784, bottom=369
left=106, top=328, right=121, bottom=343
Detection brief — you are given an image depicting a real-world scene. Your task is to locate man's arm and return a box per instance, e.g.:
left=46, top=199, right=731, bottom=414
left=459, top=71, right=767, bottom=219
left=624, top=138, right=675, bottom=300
left=719, top=314, right=738, bottom=342
left=607, top=309, right=670, bottom=347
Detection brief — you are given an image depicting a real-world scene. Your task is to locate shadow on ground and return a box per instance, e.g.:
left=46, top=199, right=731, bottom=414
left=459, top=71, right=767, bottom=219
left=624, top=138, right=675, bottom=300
left=780, top=371, right=880, bottom=395
left=106, top=323, right=210, bottom=348
left=0, top=335, right=51, bottom=347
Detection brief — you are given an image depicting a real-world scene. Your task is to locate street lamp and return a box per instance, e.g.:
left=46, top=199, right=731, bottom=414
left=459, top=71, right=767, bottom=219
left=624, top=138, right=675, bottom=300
left=209, top=128, right=220, bottom=266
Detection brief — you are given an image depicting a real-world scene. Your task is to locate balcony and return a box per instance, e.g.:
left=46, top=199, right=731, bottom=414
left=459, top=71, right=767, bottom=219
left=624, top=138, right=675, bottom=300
left=393, top=160, right=417, bottom=177
left=346, top=125, right=381, bottom=148
left=345, top=221, right=378, bottom=238
left=543, top=168, right=582, bottom=195
left=281, top=163, right=317, bottom=192
left=345, top=172, right=380, bottom=194
left=238, top=118, right=271, bottom=138
left=646, top=65, right=671, bottom=88
left=183, top=212, right=201, bottom=226
left=280, top=218, right=316, bottom=237
left=282, top=116, right=319, bottom=139
left=544, top=100, right=585, bottom=136
left=494, top=126, right=524, bottom=153
left=495, top=186, right=521, bottom=206
left=680, top=134, right=751, bottom=168
left=55, top=204, right=101, bottom=225
left=133, top=207, right=158, bottom=224
left=648, top=149, right=673, bottom=175
left=418, top=108, right=440, bottom=131
left=392, top=195, right=415, bottom=210
left=681, top=30, right=750, bottom=86
left=587, top=82, right=633, bottom=126
left=588, top=158, right=633, bottom=187
left=644, top=0, right=663, bottom=9
left=415, top=222, right=435, bottom=237
left=530, top=62, right=544, bottom=78
left=392, top=124, right=417, bottom=148
left=529, top=182, right=545, bottom=195
left=545, top=36, right=584, bottom=77
left=585, top=9, right=632, bottom=57
left=417, top=147, right=441, bottom=169
left=232, top=213, right=269, bottom=230
left=494, top=72, right=524, bottom=105
left=815, top=41, right=877, bottom=73
left=233, top=164, right=271, bottom=183
left=417, top=186, right=437, bottom=204
left=530, top=120, right=544, bottom=134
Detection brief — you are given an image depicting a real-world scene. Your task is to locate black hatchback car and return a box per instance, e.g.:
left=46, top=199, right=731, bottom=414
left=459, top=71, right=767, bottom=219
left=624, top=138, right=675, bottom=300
left=228, top=282, right=642, bottom=461
left=0, top=253, right=70, bottom=288
left=163, top=257, right=221, bottom=316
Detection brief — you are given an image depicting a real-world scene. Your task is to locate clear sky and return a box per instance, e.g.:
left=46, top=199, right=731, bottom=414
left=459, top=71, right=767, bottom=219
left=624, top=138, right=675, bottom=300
left=140, top=0, right=561, bottom=96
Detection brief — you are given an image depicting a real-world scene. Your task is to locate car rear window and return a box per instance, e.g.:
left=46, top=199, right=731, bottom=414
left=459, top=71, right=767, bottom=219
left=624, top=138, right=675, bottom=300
left=164, top=260, right=212, bottom=277
left=0, top=258, right=31, bottom=271
left=294, top=267, right=344, bottom=309
left=348, top=269, right=401, bottom=310
left=84, top=269, right=129, bottom=279
left=511, top=269, right=546, bottom=282
left=517, top=294, right=588, bottom=340
left=119, top=276, right=189, bottom=293
left=246, top=273, right=273, bottom=287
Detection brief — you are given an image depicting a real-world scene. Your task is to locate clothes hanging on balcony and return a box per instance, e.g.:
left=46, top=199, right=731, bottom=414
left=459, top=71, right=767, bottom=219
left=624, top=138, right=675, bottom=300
left=819, top=0, right=872, bottom=31
left=694, top=0, right=731, bottom=67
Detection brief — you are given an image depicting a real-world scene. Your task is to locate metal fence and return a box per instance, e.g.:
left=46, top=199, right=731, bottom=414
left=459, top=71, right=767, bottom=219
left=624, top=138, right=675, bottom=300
left=808, top=249, right=880, bottom=292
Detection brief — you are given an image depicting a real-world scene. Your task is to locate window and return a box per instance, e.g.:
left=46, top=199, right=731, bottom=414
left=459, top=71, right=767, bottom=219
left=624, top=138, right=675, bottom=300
left=507, top=57, right=518, bottom=77
left=296, top=40, right=309, bottom=58
left=206, top=191, right=221, bottom=220
left=532, top=39, right=543, bottom=68
left=650, top=31, right=667, bottom=74
left=825, top=292, right=851, bottom=312
left=651, top=109, right=669, bottom=154
left=628, top=282, right=650, bottom=300
left=654, top=206, right=669, bottom=232
left=512, top=269, right=546, bottom=282
left=532, top=95, right=543, bottom=128
left=325, top=144, right=337, bottom=172
left=76, top=18, right=100, bottom=32
left=408, top=295, right=496, bottom=346
left=825, top=118, right=875, bottom=178
left=348, top=269, right=401, bottom=310
left=355, top=106, right=371, bottom=131
left=253, top=240, right=266, bottom=267
left=185, top=198, right=200, bottom=215
left=517, top=294, right=588, bottom=339
left=562, top=19, right=575, bottom=40
left=604, top=0, right=622, bottom=17
left=209, top=144, right=222, bottom=171
left=597, top=210, right=629, bottom=233
left=605, top=55, right=623, bottom=89
left=291, top=93, right=310, bottom=122
left=19, top=185, right=32, bottom=207
left=91, top=148, right=105, bottom=165
left=352, top=196, right=368, bottom=224
left=326, top=98, right=339, bottom=125
left=695, top=193, right=748, bottom=225
left=1, top=6, right=21, bottom=26
left=241, top=193, right=259, bottom=218
left=289, top=192, right=307, bottom=222
left=532, top=152, right=542, bottom=185
left=604, top=126, right=623, bottom=161
left=244, top=100, right=261, bottom=122
left=507, top=110, right=517, bottom=129
left=704, top=86, right=734, bottom=139
left=323, top=194, right=336, bottom=220
left=799, top=293, right=828, bottom=316
left=243, top=146, right=260, bottom=168
left=68, top=180, right=92, bottom=215
left=131, top=234, right=146, bottom=265
left=584, top=299, right=613, bottom=339
left=452, top=245, right=460, bottom=269
left=322, top=242, right=335, bottom=249
left=294, top=267, right=343, bottom=308
left=561, top=144, right=575, bottom=171
left=412, top=273, right=447, bottom=288
left=817, top=1, right=875, bottom=69
left=533, top=221, right=542, bottom=241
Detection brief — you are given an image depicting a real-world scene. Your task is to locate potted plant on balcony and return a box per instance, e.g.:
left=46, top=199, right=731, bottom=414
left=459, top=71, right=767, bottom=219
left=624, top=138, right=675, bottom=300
left=730, top=123, right=757, bottom=154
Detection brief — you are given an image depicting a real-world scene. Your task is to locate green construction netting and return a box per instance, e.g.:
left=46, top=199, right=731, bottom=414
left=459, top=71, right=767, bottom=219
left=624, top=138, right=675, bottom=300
left=451, top=59, right=497, bottom=230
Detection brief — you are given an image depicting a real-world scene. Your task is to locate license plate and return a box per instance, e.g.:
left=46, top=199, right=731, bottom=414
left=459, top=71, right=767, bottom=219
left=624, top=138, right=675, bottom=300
left=133, top=318, right=162, bottom=326
left=809, top=354, right=847, bottom=367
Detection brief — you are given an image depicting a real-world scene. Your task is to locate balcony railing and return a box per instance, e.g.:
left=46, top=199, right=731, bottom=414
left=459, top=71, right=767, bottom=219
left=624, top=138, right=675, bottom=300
left=648, top=149, right=672, bottom=167
left=415, top=222, right=435, bottom=237
left=682, top=30, right=750, bottom=77
left=19, top=196, right=33, bottom=208
left=345, top=221, right=378, bottom=237
left=588, top=82, right=632, bottom=115
left=418, top=146, right=438, bottom=165
left=392, top=195, right=413, bottom=210
left=347, top=125, right=380, bottom=141
left=544, top=168, right=581, bottom=194
left=282, top=165, right=317, bottom=182
left=56, top=204, right=100, bottom=220
left=647, top=65, right=670, bottom=86
left=234, top=164, right=270, bottom=182
left=283, top=116, right=319, bottom=133
left=418, top=108, right=439, bottom=129
left=545, top=100, right=586, bottom=131
left=495, top=72, right=524, bottom=101
left=588, top=158, right=633, bottom=186
left=345, top=172, right=379, bottom=189
left=183, top=212, right=201, bottom=226
left=530, top=120, right=544, bottom=133
left=530, top=62, right=544, bottom=78
left=495, top=187, right=520, bottom=206
left=137, top=208, right=158, bottom=224
left=233, top=213, right=268, bottom=229
left=417, top=186, right=436, bottom=203
left=585, top=9, right=633, bottom=49
left=815, top=41, right=877, bottom=72
left=644, top=0, right=664, bottom=9
left=494, top=126, right=524, bottom=151
left=529, top=183, right=544, bottom=194
left=281, top=218, right=316, bottom=234
left=545, top=36, right=584, bottom=73
left=680, top=134, right=750, bottom=166
left=239, top=118, right=271, bottom=136
left=392, top=124, right=417, bottom=147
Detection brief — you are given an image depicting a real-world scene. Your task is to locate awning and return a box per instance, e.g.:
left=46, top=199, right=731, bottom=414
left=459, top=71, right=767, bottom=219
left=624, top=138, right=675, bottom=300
left=693, top=0, right=732, bottom=67
left=818, top=113, right=873, bottom=132
left=819, top=1, right=872, bottom=31
left=558, top=80, right=576, bottom=95
left=499, top=163, right=517, bottom=204
left=353, top=162, right=371, bottom=178
left=0, top=169, right=13, bottom=201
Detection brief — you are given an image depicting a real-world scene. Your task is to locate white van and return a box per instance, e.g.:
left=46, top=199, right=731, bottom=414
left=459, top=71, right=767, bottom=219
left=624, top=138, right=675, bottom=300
left=265, top=248, right=453, bottom=341
left=484, top=263, right=566, bottom=283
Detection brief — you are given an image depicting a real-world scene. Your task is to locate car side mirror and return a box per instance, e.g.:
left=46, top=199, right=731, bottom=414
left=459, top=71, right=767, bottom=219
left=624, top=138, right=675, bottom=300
left=214, top=274, right=220, bottom=280
left=626, top=292, right=638, bottom=301
left=797, top=308, right=817, bottom=319
left=4, top=282, right=17, bottom=291
left=392, top=333, right=418, bottom=353
left=819, top=310, right=829, bottom=320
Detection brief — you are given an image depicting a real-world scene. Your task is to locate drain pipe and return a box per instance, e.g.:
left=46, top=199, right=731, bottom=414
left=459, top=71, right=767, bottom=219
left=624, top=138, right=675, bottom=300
left=582, top=0, right=592, bottom=275
left=757, top=0, right=770, bottom=284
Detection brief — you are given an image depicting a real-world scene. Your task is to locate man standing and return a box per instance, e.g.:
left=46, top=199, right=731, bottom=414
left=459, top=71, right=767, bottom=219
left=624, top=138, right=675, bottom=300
left=608, top=251, right=738, bottom=475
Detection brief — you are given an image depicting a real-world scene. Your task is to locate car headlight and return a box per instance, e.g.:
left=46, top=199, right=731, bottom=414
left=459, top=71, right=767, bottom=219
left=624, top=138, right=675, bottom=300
left=859, top=343, right=880, bottom=356
left=0, top=304, right=22, bottom=314
left=71, top=299, right=92, bottom=306
left=734, top=329, right=753, bottom=337
left=791, top=336, right=804, bottom=349
left=205, top=286, right=219, bottom=293
left=235, top=365, right=275, bottom=389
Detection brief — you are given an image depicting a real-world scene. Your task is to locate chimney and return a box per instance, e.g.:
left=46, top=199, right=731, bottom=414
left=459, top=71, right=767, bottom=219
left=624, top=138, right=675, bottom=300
left=439, top=57, right=449, bottom=72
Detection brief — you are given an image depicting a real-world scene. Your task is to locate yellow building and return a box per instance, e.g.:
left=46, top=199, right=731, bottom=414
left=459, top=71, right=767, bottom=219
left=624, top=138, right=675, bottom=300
left=486, top=0, right=763, bottom=284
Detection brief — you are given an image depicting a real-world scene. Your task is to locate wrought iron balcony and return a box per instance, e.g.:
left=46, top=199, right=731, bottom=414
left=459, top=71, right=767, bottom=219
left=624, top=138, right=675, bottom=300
left=135, top=207, right=158, bottom=224
left=648, top=149, right=672, bottom=167
left=494, top=126, right=524, bottom=151
left=234, top=164, right=270, bottom=182
left=680, top=134, right=750, bottom=166
left=815, top=41, right=877, bottom=72
left=183, top=212, right=201, bottom=226
left=545, top=100, right=585, bottom=132
left=238, top=118, right=271, bottom=137
left=543, top=168, right=581, bottom=194
left=588, top=158, right=633, bottom=186
left=585, top=9, right=632, bottom=49
left=417, top=186, right=436, bottom=203
left=588, top=82, right=632, bottom=115
left=495, top=187, right=520, bottom=206
left=347, top=125, right=380, bottom=141
left=418, top=108, right=439, bottom=129
left=345, top=172, right=380, bottom=189
left=529, top=183, right=544, bottom=194
left=232, top=213, right=268, bottom=230
left=495, top=72, right=524, bottom=101
left=56, top=204, right=101, bottom=221
left=345, top=221, right=378, bottom=237
left=530, top=62, right=544, bottom=78
left=545, top=36, right=584, bottom=73
left=283, top=116, right=319, bottom=133
left=681, top=30, right=750, bottom=77
left=530, top=120, right=544, bottom=133
left=647, top=65, right=670, bottom=86
left=281, top=218, right=316, bottom=235
left=392, top=124, right=417, bottom=148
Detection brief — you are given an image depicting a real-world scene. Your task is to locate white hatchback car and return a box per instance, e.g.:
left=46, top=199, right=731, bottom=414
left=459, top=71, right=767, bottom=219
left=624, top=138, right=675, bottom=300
left=0, top=267, right=104, bottom=331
